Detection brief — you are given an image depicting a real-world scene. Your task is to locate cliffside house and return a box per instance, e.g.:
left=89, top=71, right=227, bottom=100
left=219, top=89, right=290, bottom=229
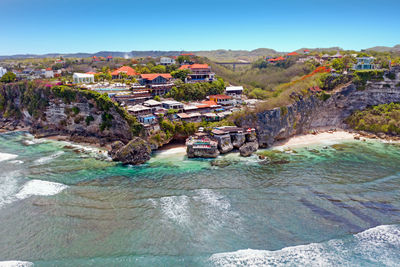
left=139, top=73, right=173, bottom=95
left=73, top=73, right=94, bottom=84
left=179, top=64, right=215, bottom=82
left=138, top=114, right=157, bottom=125
left=209, top=95, right=233, bottom=106
left=225, top=86, right=244, bottom=96
left=353, top=57, right=376, bottom=70
left=161, top=100, right=184, bottom=110
left=160, top=57, right=176, bottom=65
left=44, top=68, right=54, bottom=78
left=111, top=66, right=138, bottom=79
left=127, top=104, right=152, bottom=116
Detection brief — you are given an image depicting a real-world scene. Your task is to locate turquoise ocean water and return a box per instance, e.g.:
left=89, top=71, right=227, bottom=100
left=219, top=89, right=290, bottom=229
left=0, top=131, right=399, bottom=266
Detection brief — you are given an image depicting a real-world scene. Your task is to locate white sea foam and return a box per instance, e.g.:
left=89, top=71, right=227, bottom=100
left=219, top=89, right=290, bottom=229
left=0, top=171, right=19, bottom=208
left=209, top=224, right=400, bottom=266
left=15, top=180, right=68, bottom=200
left=0, top=261, right=34, bottom=267
left=0, top=152, right=18, bottom=162
left=9, top=160, right=24, bottom=164
left=33, top=151, right=64, bottom=164
left=159, top=195, right=190, bottom=225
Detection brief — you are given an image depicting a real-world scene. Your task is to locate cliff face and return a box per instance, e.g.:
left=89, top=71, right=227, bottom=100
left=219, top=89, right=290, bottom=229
left=0, top=82, right=134, bottom=144
left=237, top=76, right=400, bottom=147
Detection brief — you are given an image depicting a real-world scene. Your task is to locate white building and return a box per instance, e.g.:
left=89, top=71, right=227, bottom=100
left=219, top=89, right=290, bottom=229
left=44, top=69, right=54, bottom=78
left=73, top=73, right=94, bottom=84
left=225, top=86, right=244, bottom=96
left=0, top=67, right=7, bottom=78
left=160, top=57, right=176, bottom=65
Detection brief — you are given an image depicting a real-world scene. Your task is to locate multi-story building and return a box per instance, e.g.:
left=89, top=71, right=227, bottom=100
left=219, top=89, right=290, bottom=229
left=353, top=57, right=376, bottom=70
left=179, top=64, right=215, bottom=83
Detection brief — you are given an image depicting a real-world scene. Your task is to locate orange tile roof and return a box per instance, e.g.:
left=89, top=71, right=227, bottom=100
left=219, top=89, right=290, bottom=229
left=111, top=66, right=138, bottom=76
left=209, top=95, right=231, bottom=100
left=196, top=100, right=218, bottom=108
left=179, top=64, right=191, bottom=70
left=180, top=53, right=194, bottom=56
left=287, top=52, right=299, bottom=56
left=140, top=73, right=172, bottom=80
left=86, top=71, right=97, bottom=75
left=189, top=64, right=209, bottom=69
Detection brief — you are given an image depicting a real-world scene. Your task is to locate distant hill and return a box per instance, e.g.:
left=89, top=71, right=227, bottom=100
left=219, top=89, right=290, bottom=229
left=365, top=45, right=400, bottom=52
left=1, top=45, right=399, bottom=61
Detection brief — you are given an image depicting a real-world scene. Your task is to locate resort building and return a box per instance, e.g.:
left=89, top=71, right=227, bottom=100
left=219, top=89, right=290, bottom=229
left=111, top=66, right=138, bottom=79
left=209, top=95, right=233, bottom=106
left=127, top=104, right=152, bottom=116
left=73, top=73, right=94, bottom=84
left=353, top=57, right=376, bottom=70
left=161, top=100, right=184, bottom=110
left=179, top=64, right=215, bottom=83
left=225, top=86, right=244, bottom=96
left=160, top=57, right=176, bottom=65
left=140, top=73, right=173, bottom=95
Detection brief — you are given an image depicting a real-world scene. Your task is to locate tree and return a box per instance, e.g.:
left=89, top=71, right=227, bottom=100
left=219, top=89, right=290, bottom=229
left=331, top=58, right=345, bottom=71
left=0, top=72, right=16, bottom=83
left=154, top=95, right=161, bottom=101
left=171, top=69, right=190, bottom=81
left=177, top=55, right=190, bottom=64
left=150, top=65, right=166, bottom=73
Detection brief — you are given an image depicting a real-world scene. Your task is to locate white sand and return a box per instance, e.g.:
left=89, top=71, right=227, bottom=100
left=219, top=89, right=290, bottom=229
left=273, top=131, right=356, bottom=149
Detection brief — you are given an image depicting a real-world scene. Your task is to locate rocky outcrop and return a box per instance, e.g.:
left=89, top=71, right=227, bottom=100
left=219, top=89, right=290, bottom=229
left=109, top=137, right=151, bottom=165
left=232, top=132, right=246, bottom=148
left=237, top=77, right=400, bottom=148
left=239, top=142, right=259, bottom=157
left=186, top=145, right=220, bottom=158
left=216, top=134, right=234, bottom=153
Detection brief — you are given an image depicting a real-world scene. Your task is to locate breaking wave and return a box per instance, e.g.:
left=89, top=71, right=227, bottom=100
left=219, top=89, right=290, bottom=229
left=15, top=180, right=68, bottom=200
left=0, top=152, right=18, bottom=162
left=209, top=224, right=400, bottom=266
left=0, top=261, right=34, bottom=267
left=159, top=195, right=190, bottom=225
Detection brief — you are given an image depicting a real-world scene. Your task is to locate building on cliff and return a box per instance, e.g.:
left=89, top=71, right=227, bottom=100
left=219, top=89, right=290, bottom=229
left=353, top=57, right=376, bottom=70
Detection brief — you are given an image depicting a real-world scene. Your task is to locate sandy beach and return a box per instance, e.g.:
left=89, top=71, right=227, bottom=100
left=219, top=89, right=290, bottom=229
left=273, top=130, right=356, bottom=149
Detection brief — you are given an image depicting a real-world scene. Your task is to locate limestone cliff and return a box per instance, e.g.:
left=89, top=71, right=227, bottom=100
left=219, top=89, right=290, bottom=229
left=237, top=72, right=400, bottom=147
left=0, top=81, right=141, bottom=144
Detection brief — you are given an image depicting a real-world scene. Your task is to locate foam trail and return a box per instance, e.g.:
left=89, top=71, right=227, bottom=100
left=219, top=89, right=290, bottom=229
left=209, top=224, right=400, bottom=266
left=0, top=261, right=34, bottom=267
left=33, top=151, right=64, bottom=164
left=0, top=171, right=19, bottom=208
left=0, top=152, right=18, bottom=162
left=159, top=195, right=190, bottom=225
left=15, top=180, right=68, bottom=200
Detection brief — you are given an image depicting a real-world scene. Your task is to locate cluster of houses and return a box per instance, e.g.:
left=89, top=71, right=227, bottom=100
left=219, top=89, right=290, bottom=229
left=125, top=89, right=244, bottom=131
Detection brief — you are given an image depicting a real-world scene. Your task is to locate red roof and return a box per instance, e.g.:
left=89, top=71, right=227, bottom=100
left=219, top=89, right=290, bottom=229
left=86, top=71, right=97, bottom=75
left=304, top=49, right=310, bottom=52
left=189, top=64, right=209, bottom=69
left=46, top=68, right=52, bottom=71
left=268, top=56, right=286, bottom=62
left=196, top=100, right=218, bottom=108
left=209, top=94, right=231, bottom=100
left=179, top=64, right=209, bottom=70
left=180, top=53, right=194, bottom=56
left=287, top=52, right=299, bottom=56
left=179, top=64, right=191, bottom=70
left=140, top=73, right=172, bottom=80
left=309, top=86, right=322, bottom=92
left=107, top=56, right=113, bottom=59
left=111, top=66, right=138, bottom=76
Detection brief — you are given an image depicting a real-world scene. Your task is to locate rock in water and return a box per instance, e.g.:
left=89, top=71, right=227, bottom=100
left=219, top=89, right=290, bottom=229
left=109, top=138, right=151, bottom=165
left=239, top=142, right=259, bottom=157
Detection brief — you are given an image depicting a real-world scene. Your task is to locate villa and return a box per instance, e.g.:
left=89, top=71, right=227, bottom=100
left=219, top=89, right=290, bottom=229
left=179, top=64, right=215, bottom=83
left=225, top=86, right=244, bottom=96
left=111, top=66, right=138, bottom=79
left=161, top=100, right=184, bottom=110
left=160, top=57, right=176, bottom=65
left=353, top=57, right=376, bottom=70
left=209, top=94, right=233, bottom=106
left=139, top=73, right=173, bottom=95
left=0, top=67, right=7, bottom=78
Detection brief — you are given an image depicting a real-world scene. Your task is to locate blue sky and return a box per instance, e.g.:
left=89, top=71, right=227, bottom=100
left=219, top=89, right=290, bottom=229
left=0, top=0, right=399, bottom=55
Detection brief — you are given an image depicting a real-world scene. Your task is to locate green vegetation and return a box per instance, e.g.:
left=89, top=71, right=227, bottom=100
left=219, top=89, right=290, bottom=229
left=166, top=78, right=225, bottom=101
left=85, top=115, right=94, bottom=125
left=346, top=102, right=400, bottom=134
left=158, top=116, right=197, bottom=139
left=353, top=70, right=384, bottom=90
left=0, top=72, right=16, bottom=83
left=71, top=106, right=80, bottom=115
left=171, top=69, right=190, bottom=81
